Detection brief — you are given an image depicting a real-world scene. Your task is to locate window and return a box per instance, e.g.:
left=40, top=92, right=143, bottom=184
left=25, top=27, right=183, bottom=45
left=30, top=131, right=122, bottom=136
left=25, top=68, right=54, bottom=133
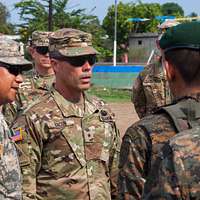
left=138, top=40, right=142, bottom=45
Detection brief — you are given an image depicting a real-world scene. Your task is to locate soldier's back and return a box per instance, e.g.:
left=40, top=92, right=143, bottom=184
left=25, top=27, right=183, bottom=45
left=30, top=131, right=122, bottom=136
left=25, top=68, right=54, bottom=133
left=132, top=61, right=171, bottom=118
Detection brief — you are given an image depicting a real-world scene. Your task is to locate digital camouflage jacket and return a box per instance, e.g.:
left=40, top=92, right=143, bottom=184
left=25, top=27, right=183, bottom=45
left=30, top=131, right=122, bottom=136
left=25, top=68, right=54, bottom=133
left=0, top=112, right=22, bottom=199
left=143, top=126, right=200, bottom=200
left=118, top=97, right=200, bottom=200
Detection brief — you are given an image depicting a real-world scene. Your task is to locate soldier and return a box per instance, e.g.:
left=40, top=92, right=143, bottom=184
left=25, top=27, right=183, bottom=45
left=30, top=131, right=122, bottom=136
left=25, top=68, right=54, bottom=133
left=143, top=21, right=200, bottom=200
left=132, top=20, right=179, bottom=118
left=0, top=38, right=32, bottom=199
left=118, top=21, right=200, bottom=199
left=12, top=28, right=120, bottom=199
left=3, top=31, right=54, bottom=124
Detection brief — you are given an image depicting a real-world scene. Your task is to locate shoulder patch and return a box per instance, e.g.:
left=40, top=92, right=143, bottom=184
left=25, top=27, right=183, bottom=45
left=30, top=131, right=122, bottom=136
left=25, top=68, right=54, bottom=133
left=10, top=128, right=24, bottom=142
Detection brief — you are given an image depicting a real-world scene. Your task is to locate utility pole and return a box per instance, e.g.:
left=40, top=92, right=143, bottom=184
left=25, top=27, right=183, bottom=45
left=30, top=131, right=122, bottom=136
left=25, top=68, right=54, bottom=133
left=113, top=0, right=118, bottom=66
left=48, top=0, right=53, bottom=31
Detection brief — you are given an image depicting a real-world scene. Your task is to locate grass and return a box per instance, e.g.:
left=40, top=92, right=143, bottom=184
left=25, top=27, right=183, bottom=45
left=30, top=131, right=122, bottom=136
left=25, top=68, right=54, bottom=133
left=87, top=86, right=132, bottom=102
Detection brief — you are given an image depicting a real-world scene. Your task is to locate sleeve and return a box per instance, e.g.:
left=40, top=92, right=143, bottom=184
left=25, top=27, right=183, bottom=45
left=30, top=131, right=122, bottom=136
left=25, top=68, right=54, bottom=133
left=12, top=112, right=43, bottom=200
left=118, top=125, right=150, bottom=200
left=108, top=123, right=121, bottom=199
left=143, top=143, right=182, bottom=200
left=132, top=74, right=147, bottom=119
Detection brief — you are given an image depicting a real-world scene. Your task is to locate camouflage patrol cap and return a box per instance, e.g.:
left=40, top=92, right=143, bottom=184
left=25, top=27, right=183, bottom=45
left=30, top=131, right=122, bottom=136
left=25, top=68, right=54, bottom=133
left=49, top=28, right=98, bottom=57
left=31, top=31, right=52, bottom=47
left=0, top=38, right=32, bottom=67
left=159, top=21, right=200, bottom=52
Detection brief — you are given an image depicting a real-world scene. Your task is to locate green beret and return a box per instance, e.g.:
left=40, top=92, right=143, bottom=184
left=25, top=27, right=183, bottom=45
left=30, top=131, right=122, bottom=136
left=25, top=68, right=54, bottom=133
left=159, top=21, right=200, bottom=52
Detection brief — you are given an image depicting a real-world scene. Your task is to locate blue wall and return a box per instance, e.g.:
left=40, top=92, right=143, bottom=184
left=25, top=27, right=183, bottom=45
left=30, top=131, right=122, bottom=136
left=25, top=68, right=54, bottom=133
left=92, top=65, right=144, bottom=89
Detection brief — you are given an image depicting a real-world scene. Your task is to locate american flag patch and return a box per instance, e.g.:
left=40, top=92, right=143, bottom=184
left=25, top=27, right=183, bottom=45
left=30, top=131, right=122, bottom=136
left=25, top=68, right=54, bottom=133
left=11, top=128, right=23, bottom=142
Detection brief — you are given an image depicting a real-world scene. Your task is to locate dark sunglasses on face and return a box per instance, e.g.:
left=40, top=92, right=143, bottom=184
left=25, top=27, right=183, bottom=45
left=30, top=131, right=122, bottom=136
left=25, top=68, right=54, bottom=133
left=35, top=46, right=49, bottom=55
left=63, top=55, right=97, bottom=67
left=0, top=63, right=22, bottom=76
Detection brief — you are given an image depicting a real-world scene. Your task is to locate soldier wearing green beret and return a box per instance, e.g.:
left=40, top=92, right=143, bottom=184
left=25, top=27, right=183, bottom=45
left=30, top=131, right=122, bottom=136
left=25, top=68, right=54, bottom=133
left=118, top=21, right=200, bottom=199
left=0, top=38, right=32, bottom=199
left=143, top=21, right=200, bottom=200
left=12, top=28, right=120, bottom=200
left=2, top=31, right=54, bottom=125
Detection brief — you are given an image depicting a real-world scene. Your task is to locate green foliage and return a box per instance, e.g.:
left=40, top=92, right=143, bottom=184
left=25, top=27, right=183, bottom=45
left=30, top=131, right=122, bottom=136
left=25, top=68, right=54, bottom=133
left=15, top=0, right=105, bottom=43
left=87, top=87, right=131, bottom=102
left=161, top=2, right=184, bottom=17
left=0, top=2, right=15, bottom=34
left=188, top=12, right=198, bottom=17
left=102, top=2, right=162, bottom=58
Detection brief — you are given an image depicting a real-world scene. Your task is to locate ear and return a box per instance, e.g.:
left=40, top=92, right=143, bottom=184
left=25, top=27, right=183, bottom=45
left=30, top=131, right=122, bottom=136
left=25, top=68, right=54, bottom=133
left=50, top=58, right=59, bottom=73
left=162, top=58, right=175, bottom=81
left=28, top=47, right=35, bottom=58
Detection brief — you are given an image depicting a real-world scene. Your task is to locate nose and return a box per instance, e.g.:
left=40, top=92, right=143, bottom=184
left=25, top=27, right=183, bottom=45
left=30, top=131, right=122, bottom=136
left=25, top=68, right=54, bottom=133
left=82, top=61, right=92, bottom=72
left=15, top=74, right=23, bottom=84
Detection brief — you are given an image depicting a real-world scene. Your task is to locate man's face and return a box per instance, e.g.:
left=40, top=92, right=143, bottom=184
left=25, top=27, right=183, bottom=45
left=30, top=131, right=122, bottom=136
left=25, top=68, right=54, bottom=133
left=0, top=66, right=23, bottom=105
left=52, top=55, right=96, bottom=92
left=30, top=46, right=51, bottom=68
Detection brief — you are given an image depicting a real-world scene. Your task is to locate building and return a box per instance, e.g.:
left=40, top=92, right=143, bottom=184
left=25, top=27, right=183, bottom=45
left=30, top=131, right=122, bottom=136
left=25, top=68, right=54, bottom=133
left=129, top=32, right=158, bottom=63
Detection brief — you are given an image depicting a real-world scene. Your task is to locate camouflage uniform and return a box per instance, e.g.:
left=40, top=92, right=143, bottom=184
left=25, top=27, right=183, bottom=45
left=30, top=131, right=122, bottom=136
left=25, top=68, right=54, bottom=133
left=132, top=60, right=171, bottom=118
left=13, top=88, right=120, bottom=200
left=119, top=21, right=200, bottom=200
left=12, top=28, right=120, bottom=200
left=3, top=31, right=54, bottom=125
left=0, top=38, right=32, bottom=199
left=143, top=126, right=200, bottom=199
left=0, top=112, right=22, bottom=199
left=118, top=96, right=200, bottom=200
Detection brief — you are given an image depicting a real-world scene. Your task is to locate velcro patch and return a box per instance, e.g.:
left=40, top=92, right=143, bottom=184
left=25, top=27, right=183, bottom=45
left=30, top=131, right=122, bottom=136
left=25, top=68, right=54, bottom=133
left=11, top=128, right=24, bottom=142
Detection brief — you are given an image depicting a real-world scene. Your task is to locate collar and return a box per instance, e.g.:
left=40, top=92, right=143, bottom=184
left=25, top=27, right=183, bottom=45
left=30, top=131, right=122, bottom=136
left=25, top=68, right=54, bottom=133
left=173, top=93, right=200, bottom=104
left=50, top=87, right=99, bottom=118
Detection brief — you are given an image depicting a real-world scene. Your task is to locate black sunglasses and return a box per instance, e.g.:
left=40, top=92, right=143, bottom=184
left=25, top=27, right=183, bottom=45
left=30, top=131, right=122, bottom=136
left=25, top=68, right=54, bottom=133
left=0, top=62, right=32, bottom=76
left=0, top=63, right=21, bottom=76
left=62, top=55, right=97, bottom=67
left=35, top=46, right=49, bottom=55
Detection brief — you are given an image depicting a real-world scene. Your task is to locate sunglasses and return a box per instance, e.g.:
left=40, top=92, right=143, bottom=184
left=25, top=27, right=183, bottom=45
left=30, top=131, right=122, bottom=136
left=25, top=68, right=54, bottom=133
left=0, top=64, right=22, bottom=76
left=0, top=62, right=32, bottom=76
left=62, top=55, right=97, bottom=67
left=35, top=46, right=49, bottom=55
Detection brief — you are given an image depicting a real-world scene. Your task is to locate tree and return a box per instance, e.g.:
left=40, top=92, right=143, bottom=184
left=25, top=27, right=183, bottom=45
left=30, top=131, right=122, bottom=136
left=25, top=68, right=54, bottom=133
left=161, top=3, right=184, bottom=17
left=188, top=12, right=198, bottom=17
left=0, top=2, right=15, bottom=34
left=15, top=0, right=100, bottom=40
left=102, top=2, right=162, bottom=59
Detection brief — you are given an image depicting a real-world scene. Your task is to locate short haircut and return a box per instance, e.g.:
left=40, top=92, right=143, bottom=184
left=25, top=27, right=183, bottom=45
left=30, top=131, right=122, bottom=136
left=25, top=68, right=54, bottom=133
left=164, top=49, right=200, bottom=85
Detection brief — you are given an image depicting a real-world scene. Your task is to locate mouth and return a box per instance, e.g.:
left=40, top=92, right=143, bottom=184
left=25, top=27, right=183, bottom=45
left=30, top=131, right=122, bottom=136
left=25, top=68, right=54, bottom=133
left=81, top=74, right=91, bottom=80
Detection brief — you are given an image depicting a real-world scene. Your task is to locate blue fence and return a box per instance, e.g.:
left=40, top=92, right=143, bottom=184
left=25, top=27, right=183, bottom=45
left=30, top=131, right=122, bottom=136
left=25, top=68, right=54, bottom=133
left=92, top=65, right=144, bottom=89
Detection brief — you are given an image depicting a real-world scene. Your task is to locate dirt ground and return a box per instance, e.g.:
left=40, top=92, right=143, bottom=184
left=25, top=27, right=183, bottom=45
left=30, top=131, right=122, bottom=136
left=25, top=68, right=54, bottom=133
left=108, top=102, right=139, bottom=137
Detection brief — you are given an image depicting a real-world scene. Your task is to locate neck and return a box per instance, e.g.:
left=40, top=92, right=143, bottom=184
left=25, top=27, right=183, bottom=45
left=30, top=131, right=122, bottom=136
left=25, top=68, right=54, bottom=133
left=172, top=86, right=200, bottom=100
left=35, top=65, right=54, bottom=76
left=55, top=82, right=83, bottom=103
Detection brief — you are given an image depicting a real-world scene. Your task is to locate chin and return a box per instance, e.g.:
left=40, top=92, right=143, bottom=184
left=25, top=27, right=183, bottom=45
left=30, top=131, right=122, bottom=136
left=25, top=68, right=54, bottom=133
left=42, top=64, right=52, bottom=68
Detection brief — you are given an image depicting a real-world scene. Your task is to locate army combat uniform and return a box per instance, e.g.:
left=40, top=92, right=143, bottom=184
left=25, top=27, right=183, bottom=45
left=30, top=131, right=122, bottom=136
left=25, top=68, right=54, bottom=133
left=0, top=112, right=22, bottom=199
left=13, top=88, right=120, bottom=200
left=132, top=61, right=171, bottom=118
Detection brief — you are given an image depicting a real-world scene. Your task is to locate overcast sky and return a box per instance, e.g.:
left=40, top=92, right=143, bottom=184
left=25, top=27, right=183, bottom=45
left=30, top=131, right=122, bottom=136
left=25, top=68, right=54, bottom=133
left=1, top=0, right=200, bottom=24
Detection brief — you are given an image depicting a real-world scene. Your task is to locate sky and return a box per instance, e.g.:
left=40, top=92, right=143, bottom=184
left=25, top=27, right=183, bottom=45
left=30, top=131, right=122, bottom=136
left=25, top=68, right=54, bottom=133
left=1, top=0, right=200, bottom=24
